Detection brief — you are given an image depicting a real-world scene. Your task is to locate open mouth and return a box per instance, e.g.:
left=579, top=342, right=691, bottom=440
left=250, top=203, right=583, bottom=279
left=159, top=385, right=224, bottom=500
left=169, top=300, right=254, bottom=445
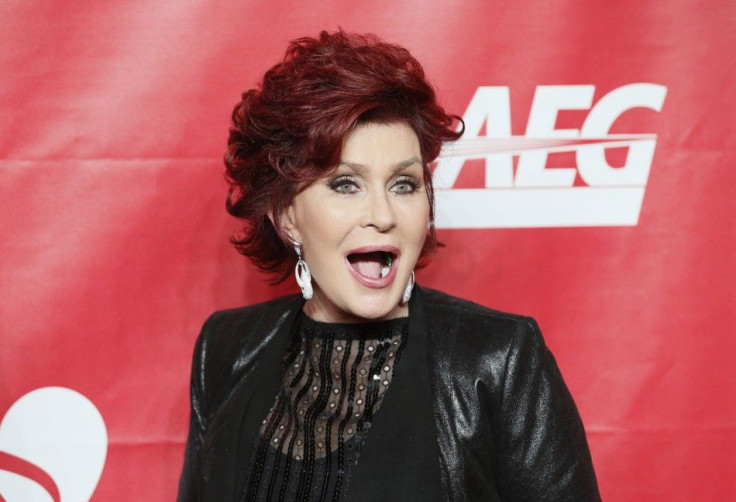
left=347, top=250, right=396, bottom=280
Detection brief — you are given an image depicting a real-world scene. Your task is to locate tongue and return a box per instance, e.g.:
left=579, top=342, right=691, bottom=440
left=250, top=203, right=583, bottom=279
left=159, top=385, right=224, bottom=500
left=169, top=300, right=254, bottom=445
left=349, top=252, right=384, bottom=279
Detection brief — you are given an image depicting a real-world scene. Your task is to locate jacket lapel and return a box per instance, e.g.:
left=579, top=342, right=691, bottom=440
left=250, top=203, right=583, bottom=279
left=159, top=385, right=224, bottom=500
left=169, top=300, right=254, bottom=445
left=202, top=297, right=302, bottom=501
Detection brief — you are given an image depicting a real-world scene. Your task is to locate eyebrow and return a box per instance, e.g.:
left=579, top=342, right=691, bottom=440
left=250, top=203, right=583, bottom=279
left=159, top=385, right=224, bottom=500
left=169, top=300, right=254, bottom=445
left=337, top=157, right=422, bottom=174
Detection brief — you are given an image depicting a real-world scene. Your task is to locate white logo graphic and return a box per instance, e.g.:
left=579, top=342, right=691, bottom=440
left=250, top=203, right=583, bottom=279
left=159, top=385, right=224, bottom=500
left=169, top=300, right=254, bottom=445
left=434, top=84, right=667, bottom=228
left=0, top=387, right=107, bottom=502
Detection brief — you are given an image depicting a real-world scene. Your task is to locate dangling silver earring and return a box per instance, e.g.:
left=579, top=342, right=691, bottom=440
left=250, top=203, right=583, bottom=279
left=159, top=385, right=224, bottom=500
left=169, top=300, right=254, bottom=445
left=402, top=271, right=415, bottom=304
left=294, top=242, right=313, bottom=300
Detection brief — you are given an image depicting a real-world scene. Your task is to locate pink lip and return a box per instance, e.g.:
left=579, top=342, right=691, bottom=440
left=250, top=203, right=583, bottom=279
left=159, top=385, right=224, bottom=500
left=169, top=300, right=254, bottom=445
left=345, top=246, right=401, bottom=289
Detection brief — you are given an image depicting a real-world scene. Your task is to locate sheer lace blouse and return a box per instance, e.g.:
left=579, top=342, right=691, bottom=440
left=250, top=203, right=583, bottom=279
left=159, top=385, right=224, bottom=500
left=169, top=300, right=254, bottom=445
left=242, top=312, right=409, bottom=501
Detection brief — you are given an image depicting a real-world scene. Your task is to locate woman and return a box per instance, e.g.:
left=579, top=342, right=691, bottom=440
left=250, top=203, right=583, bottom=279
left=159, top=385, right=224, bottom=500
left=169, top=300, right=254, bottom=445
left=179, top=31, right=600, bottom=501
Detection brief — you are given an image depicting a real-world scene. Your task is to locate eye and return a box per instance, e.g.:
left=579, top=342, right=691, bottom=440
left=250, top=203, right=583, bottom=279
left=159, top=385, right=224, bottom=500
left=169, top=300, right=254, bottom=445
left=328, top=175, right=360, bottom=194
left=390, top=176, right=420, bottom=195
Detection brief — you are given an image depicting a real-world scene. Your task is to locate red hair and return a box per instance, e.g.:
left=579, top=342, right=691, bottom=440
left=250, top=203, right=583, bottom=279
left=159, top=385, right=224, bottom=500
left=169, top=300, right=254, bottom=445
left=225, top=30, right=463, bottom=282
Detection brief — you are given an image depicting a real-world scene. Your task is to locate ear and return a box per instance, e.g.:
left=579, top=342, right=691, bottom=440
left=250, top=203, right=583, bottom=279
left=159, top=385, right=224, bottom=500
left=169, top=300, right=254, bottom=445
left=269, top=203, right=302, bottom=245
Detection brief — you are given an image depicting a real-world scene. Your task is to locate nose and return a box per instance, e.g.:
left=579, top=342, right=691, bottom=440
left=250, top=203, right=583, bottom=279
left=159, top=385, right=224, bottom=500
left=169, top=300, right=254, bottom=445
left=361, top=189, right=396, bottom=232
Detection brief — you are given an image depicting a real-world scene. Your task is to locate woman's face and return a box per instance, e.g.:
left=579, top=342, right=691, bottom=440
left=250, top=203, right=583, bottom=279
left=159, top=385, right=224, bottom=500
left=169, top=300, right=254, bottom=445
left=283, top=121, right=430, bottom=322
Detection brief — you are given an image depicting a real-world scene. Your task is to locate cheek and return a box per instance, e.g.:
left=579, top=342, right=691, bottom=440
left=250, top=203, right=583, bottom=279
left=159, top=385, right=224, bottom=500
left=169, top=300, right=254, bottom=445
left=298, top=189, right=353, bottom=225
left=296, top=201, right=351, bottom=255
left=399, top=201, right=430, bottom=251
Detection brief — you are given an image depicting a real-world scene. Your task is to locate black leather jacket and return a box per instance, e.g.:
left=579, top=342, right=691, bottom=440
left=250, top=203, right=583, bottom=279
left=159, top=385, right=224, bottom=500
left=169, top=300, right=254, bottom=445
left=178, top=286, right=600, bottom=501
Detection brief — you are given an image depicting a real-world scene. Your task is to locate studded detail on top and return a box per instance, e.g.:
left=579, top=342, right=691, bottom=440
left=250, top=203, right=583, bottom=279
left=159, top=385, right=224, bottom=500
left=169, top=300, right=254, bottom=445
left=242, top=312, right=409, bottom=501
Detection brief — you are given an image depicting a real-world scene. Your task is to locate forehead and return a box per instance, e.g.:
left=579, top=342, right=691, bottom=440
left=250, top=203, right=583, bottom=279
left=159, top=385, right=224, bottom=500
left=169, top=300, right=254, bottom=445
left=340, top=122, right=422, bottom=168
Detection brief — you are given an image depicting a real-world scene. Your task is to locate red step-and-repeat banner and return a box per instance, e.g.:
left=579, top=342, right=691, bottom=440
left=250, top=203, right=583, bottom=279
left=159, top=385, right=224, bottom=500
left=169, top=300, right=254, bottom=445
left=2, top=2, right=734, bottom=500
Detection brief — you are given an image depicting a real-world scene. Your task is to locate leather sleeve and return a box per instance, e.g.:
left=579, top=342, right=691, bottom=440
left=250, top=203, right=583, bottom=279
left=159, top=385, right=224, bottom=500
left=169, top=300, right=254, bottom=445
left=494, top=318, right=601, bottom=501
left=177, top=315, right=212, bottom=502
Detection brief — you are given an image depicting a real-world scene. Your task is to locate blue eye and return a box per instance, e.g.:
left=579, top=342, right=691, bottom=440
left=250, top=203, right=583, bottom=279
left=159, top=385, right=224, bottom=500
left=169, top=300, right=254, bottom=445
left=328, top=176, right=359, bottom=194
left=391, top=177, right=420, bottom=194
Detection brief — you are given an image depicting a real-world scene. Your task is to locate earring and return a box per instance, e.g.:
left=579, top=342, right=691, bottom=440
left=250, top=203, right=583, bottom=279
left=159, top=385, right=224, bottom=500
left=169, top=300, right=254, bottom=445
left=294, top=242, right=313, bottom=300
left=402, top=271, right=415, bottom=304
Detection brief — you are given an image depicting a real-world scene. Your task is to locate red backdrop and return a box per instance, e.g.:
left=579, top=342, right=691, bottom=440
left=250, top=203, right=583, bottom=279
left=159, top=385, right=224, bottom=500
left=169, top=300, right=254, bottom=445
left=1, top=2, right=734, bottom=500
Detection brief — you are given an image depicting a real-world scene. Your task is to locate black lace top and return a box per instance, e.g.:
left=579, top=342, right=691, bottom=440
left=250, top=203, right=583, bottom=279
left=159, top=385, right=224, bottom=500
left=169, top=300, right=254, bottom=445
left=242, top=312, right=409, bottom=501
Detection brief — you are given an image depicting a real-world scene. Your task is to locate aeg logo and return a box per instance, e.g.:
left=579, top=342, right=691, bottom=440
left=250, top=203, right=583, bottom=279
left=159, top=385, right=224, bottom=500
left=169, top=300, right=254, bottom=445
left=434, top=84, right=667, bottom=228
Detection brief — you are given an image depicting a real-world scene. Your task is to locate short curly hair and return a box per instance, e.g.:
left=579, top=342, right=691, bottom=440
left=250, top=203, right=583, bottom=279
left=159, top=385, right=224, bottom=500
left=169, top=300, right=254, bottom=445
left=224, top=30, right=463, bottom=282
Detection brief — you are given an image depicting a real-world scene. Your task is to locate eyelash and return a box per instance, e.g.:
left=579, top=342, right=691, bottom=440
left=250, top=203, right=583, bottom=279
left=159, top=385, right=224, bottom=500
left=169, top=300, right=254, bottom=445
left=392, top=176, right=421, bottom=194
left=328, top=175, right=421, bottom=195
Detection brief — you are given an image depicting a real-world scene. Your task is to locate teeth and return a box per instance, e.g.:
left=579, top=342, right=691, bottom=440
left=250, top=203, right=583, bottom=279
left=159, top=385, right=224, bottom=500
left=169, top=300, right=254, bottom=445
left=380, top=252, right=393, bottom=278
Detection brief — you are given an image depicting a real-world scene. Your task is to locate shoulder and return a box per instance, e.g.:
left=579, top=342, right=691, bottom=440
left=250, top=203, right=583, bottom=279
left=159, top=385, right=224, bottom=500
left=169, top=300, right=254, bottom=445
left=196, top=294, right=302, bottom=356
left=201, top=294, right=302, bottom=335
left=195, top=293, right=302, bottom=360
left=420, top=286, right=525, bottom=319
left=418, top=286, right=540, bottom=339
left=417, top=286, right=547, bottom=370
left=191, top=294, right=302, bottom=412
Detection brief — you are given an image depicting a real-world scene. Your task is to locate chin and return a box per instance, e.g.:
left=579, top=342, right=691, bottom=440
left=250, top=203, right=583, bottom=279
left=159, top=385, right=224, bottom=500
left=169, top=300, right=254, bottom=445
left=349, top=305, right=399, bottom=321
left=308, top=280, right=407, bottom=323
left=349, top=293, right=406, bottom=320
